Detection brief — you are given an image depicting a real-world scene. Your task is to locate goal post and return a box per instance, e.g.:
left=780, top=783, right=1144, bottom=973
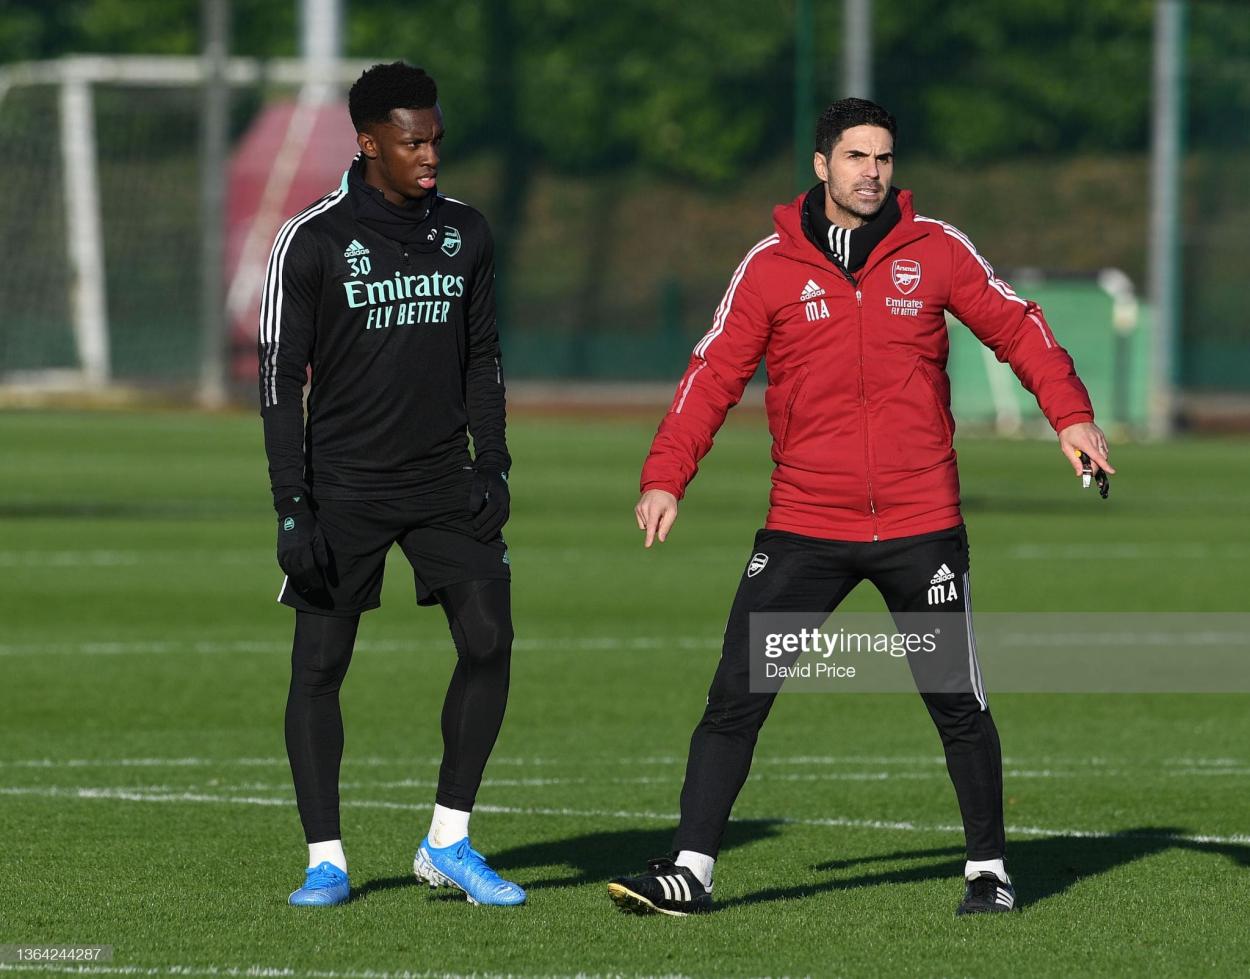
left=59, top=68, right=110, bottom=388
left=0, top=54, right=372, bottom=399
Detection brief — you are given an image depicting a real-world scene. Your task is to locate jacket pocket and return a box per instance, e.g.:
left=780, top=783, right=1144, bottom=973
left=914, top=360, right=955, bottom=445
left=774, top=367, right=810, bottom=453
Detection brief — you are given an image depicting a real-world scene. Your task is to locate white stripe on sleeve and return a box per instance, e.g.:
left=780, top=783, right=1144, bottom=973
left=914, top=214, right=1027, bottom=310
left=673, top=362, right=707, bottom=415
left=692, top=234, right=779, bottom=359
left=258, top=188, right=348, bottom=407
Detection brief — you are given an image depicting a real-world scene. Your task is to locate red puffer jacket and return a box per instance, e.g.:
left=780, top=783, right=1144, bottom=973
left=641, top=189, right=1095, bottom=542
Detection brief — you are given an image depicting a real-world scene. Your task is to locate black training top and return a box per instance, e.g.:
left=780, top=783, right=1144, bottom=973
left=258, top=158, right=509, bottom=506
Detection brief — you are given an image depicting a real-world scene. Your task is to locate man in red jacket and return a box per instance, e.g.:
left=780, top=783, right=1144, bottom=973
left=607, top=98, right=1114, bottom=917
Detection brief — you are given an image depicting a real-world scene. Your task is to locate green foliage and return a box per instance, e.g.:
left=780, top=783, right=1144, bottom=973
left=3, top=0, right=1249, bottom=168
left=74, top=0, right=200, bottom=54
left=512, top=0, right=791, bottom=180
left=343, top=0, right=792, bottom=181
left=0, top=0, right=295, bottom=62
left=1188, top=0, right=1250, bottom=148
left=0, top=0, right=82, bottom=62
left=875, top=0, right=1155, bottom=161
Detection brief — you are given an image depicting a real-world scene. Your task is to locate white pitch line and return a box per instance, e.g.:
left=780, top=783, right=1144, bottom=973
left=0, top=550, right=263, bottom=568
left=0, top=962, right=635, bottom=979
left=7, top=766, right=1231, bottom=801
left=8, top=543, right=1245, bottom=567
left=0, top=636, right=722, bottom=657
left=183, top=769, right=1148, bottom=793
left=4, top=784, right=1248, bottom=848
left=0, top=754, right=928, bottom=770
left=0, top=757, right=297, bottom=769
left=1, top=754, right=1241, bottom=771
left=1009, top=542, right=1250, bottom=560
left=0, top=755, right=586, bottom=770
left=344, top=776, right=586, bottom=789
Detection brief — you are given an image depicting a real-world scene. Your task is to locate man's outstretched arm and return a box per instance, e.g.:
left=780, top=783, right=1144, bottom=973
left=941, top=224, right=1116, bottom=481
left=637, top=239, right=776, bottom=545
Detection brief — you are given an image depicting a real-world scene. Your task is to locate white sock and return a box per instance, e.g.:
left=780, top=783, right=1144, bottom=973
left=964, top=858, right=1008, bottom=883
left=308, top=839, right=346, bottom=873
left=675, top=850, right=715, bottom=891
left=428, top=804, right=471, bottom=848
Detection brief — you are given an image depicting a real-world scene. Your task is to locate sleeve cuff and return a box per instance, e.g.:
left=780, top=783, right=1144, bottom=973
left=1051, top=410, right=1095, bottom=433
left=640, top=480, right=685, bottom=501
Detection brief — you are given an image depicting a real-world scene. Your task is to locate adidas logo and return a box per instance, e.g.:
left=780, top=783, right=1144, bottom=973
left=927, top=563, right=958, bottom=605
left=799, top=279, right=825, bottom=301
left=343, top=239, right=370, bottom=258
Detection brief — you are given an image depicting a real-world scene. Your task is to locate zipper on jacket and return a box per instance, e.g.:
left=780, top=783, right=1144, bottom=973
left=854, top=287, right=880, bottom=541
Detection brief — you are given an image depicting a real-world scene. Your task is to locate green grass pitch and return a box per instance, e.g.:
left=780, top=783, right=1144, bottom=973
left=2, top=409, right=1249, bottom=978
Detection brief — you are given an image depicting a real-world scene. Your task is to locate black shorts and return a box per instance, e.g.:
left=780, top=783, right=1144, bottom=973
left=277, top=470, right=510, bottom=617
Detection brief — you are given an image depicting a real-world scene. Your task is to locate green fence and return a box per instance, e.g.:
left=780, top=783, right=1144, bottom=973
left=948, top=283, right=1149, bottom=430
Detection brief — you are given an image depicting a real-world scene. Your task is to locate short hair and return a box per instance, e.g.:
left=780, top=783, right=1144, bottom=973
left=814, top=98, right=897, bottom=156
left=348, top=61, right=438, bottom=131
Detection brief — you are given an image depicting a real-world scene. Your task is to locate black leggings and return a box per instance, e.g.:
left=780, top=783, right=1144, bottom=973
left=285, top=579, right=512, bottom=844
left=672, top=525, right=1005, bottom=861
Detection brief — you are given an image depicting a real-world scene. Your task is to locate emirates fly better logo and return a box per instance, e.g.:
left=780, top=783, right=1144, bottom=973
left=891, top=258, right=921, bottom=295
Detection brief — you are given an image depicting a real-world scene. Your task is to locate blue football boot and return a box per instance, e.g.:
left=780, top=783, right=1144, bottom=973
left=288, top=861, right=350, bottom=906
left=413, top=836, right=526, bottom=906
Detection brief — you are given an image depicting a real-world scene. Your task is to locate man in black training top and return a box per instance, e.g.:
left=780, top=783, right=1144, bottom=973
left=259, top=61, right=524, bottom=908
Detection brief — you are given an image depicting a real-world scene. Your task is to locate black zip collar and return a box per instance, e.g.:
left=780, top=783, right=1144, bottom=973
left=801, top=184, right=902, bottom=276
left=347, top=156, right=442, bottom=251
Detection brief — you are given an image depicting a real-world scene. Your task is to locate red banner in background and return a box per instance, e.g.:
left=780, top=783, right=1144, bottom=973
left=226, top=100, right=357, bottom=384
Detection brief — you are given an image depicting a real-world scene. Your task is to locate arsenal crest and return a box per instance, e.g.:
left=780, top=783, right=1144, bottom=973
left=891, top=258, right=921, bottom=295
left=441, top=226, right=462, bottom=257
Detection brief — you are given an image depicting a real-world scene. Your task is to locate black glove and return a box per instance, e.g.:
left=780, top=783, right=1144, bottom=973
left=467, top=467, right=510, bottom=541
left=275, top=495, right=329, bottom=592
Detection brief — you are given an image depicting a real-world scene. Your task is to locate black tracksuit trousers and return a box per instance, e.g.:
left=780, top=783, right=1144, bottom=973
left=672, top=523, right=1005, bottom=861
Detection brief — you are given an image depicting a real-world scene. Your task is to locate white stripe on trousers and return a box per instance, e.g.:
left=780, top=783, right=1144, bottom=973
left=962, top=571, right=987, bottom=710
